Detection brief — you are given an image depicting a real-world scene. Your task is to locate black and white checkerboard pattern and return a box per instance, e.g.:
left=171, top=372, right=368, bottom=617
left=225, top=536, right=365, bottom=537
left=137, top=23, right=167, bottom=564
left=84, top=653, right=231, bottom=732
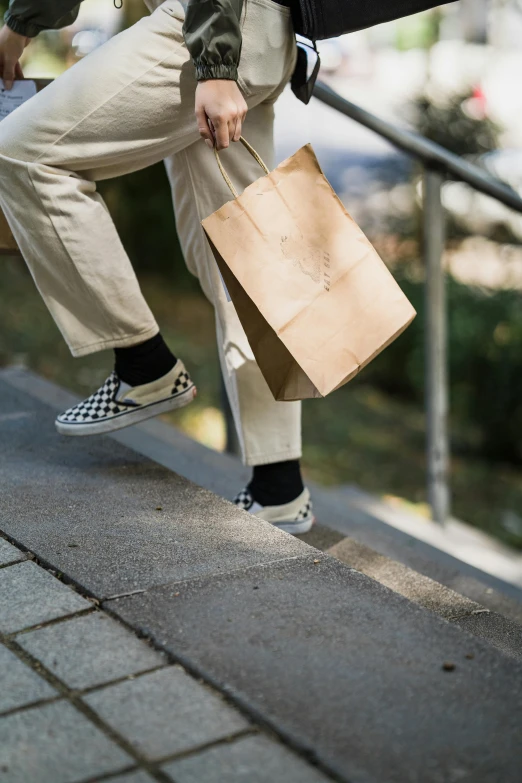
left=233, top=487, right=255, bottom=511
left=172, top=370, right=191, bottom=395
left=233, top=487, right=313, bottom=521
left=295, top=498, right=313, bottom=521
left=58, top=367, right=193, bottom=425
left=58, top=372, right=128, bottom=424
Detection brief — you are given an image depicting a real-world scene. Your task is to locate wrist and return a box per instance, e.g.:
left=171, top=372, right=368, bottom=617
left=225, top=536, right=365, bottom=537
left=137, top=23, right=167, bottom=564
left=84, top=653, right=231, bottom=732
left=194, top=63, right=238, bottom=82
left=4, top=12, right=39, bottom=39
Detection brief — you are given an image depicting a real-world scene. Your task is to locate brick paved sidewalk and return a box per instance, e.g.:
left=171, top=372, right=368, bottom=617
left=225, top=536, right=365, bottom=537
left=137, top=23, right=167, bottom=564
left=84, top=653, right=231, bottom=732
left=0, top=537, right=330, bottom=783
left=3, top=369, right=522, bottom=783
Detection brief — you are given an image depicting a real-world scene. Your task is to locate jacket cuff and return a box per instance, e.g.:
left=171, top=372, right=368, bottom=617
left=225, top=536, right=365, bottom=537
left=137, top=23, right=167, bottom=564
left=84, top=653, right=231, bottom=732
left=194, top=62, right=238, bottom=81
left=4, top=11, right=43, bottom=38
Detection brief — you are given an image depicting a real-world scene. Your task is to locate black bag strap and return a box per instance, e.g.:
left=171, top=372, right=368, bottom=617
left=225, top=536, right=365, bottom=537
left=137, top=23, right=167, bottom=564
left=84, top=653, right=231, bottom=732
left=291, top=39, right=321, bottom=105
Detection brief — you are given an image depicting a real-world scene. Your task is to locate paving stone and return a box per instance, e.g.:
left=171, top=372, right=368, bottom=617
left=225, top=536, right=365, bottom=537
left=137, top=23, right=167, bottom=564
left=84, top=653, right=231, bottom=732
left=105, top=772, right=156, bottom=783
left=163, top=735, right=331, bottom=783
left=109, top=556, right=522, bottom=783
left=0, top=539, right=25, bottom=566
left=0, top=561, right=90, bottom=633
left=84, top=666, right=249, bottom=761
left=0, top=700, right=130, bottom=783
left=0, top=644, right=57, bottom=713
left=17, top=612, right=166, bottom=689
left=0, top=378, right=311, bottom=599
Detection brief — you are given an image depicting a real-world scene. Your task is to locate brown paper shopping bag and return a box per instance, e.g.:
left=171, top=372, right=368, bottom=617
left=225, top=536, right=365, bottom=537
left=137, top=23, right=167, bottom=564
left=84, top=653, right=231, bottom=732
left=204, top=138, right=416, bottom=401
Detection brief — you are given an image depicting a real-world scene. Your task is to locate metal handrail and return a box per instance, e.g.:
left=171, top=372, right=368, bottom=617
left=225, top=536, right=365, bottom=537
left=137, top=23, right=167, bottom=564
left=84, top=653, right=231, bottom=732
left=310, top=79, right=522, bottom=525
left=313, top=81, right=522, bottom=214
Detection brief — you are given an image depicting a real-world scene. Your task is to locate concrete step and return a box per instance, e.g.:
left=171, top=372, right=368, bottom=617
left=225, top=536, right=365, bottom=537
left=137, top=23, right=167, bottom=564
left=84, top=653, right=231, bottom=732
left=1, top=367, right=521, bottom=783
left=326, top=537, right=522, bottom=661
left=3, top=367, right=522, bottom=652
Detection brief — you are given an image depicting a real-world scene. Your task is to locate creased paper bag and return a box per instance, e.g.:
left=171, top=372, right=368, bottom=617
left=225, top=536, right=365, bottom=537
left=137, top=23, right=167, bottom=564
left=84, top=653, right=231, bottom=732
left=202, top=140, right=416, bottom=401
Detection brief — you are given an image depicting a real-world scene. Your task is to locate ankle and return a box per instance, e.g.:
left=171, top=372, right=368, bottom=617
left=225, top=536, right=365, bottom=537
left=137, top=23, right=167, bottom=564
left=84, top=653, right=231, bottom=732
left=248, top=459, right=304, bottom=507
left=114, top=333, right=177, bottom=387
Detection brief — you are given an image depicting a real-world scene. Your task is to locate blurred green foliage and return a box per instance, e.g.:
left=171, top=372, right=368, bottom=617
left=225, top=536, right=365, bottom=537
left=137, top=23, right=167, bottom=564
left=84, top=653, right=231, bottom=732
left=411, top=90, right=501, bottom=159
left=395, top=9, right=442, bottom=51
left=366, top=268, right=522, bottom=464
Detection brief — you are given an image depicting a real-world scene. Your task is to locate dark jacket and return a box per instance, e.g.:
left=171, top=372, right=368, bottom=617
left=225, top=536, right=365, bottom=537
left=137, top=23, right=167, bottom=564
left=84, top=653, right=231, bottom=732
left=4, top=0, right=244, bottom=81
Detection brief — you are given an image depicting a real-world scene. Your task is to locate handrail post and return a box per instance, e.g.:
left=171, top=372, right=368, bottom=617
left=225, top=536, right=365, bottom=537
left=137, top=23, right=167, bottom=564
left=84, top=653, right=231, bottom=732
left=221, top=376, right=241, bottom=456
left=310, top=81, right=522, bottom=527
left=423, top=166, right=450, bottom=525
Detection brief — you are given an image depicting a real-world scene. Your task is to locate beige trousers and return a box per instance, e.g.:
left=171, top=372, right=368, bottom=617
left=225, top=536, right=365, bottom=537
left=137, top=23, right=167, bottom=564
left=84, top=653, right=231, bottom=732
left=0, top=0, right=302, bottom=466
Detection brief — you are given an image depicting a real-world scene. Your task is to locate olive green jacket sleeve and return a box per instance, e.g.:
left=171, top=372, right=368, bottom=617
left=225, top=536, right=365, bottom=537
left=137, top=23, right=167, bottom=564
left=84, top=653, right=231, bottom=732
left=4, top=0, right=81, bottom=38
left=4, top=0, right=244, bottom=82
left=183, top=0, right=243, bottom=81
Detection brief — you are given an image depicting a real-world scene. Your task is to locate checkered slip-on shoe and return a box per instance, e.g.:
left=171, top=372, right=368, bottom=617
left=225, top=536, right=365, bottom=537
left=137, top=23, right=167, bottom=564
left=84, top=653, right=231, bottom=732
left=55, top=359, right=196, bottom=436
left=233, top=486, right=314, bottom=535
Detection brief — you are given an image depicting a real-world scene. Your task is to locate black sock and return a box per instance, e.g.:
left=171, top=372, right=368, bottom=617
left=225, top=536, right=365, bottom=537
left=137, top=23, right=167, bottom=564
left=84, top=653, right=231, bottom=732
left=114, top=333, right=177, bottom=387
left=248, top=460, right=304, bottom=507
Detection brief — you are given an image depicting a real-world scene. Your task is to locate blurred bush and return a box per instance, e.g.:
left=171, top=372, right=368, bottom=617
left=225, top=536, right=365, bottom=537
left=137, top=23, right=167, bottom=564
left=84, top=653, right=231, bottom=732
left=411, top=89, right=501, bottom=159
left=365, top=267, right=522, bottom=464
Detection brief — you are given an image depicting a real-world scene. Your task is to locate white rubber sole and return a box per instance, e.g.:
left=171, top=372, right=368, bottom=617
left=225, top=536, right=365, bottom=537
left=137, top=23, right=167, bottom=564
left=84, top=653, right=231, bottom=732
left=273, top=515, right=315, bottom=535
left=55, top=384, right=197, bottom=437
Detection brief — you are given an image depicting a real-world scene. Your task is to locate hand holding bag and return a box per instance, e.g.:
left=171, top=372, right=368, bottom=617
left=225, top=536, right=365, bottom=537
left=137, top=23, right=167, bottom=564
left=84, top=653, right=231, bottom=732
left=202, top=138, right=416, bottom=401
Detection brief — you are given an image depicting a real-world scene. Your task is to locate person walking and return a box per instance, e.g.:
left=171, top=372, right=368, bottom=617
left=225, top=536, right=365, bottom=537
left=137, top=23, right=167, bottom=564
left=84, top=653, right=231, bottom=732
left=0, top=0, right=313, bottom=534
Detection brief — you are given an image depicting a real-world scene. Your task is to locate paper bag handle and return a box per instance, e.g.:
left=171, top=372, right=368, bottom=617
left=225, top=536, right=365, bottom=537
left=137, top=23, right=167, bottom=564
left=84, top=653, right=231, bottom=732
left=213, top=136, right=270, bottom=199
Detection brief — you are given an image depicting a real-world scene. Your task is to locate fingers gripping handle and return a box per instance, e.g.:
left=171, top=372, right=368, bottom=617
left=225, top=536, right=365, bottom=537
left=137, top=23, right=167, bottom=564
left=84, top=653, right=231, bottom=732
left=213, top=137, right=270, bottom=198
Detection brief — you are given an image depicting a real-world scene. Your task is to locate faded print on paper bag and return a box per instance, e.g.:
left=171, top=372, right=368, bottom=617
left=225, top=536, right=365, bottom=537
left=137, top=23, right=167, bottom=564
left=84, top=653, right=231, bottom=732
left=202, top=144, right=416, bottom=401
